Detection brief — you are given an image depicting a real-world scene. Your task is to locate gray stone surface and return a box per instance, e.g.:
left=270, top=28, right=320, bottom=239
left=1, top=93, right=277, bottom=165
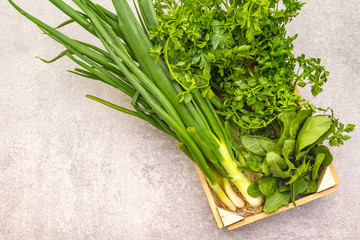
left=1, top=1, right=359, bottom=239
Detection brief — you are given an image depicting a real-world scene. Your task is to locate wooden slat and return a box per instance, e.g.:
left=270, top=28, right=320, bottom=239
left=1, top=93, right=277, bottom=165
left=227, top=163, right=339, bottom=230
left=329, top=164, right=340, bottom=185
left=195, top=162, right=339, bottom=230
left=227, top=187, right=338, bottom=230
left=194, top=164, right=224, bottom=228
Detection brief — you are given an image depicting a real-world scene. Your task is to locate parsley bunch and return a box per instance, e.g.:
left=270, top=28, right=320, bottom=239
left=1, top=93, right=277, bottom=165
left=150, top=0, right=334, bottom=133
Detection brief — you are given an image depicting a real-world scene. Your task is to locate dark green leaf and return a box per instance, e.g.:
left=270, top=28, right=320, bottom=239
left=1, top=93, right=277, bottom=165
left=247, top=179, right=264, bottom=198
left=210, top=30, right=234, bottom=49
left=270, top=162, right=292, bottom=178
left=289, top=110, right=312, bottom=140
left=303, top=181, right=318, bottom=195
left=247, top=155, right=264, bottom=172
left=286, top=158, right=310, bottom=185
left=241, top=135, right=266, bottom=156
left=312, top=153, right=325, bottom=180
left=259, top=176, right=278, bottom=196
left=266, top=152, right=287, bottom=169
left=296, top=116, right=332, bottom=154
left=290, top=175, right=309, bottom=204
left=263, top=190, right=290, bottom=213
left=277, top=111, right=297, bottom=147
left=344, top=123, right=355, bottom=132
left=309, top=145, right=333, bottom=166
left=279, top=184, right=290, bottom=192
left=241, top=135, right=279, bottom=156
left=282, top=139, right=295, bottom=163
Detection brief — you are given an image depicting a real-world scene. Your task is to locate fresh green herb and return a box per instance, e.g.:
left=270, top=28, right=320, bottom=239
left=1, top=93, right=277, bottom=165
left=240, top=111, right=343, bottom=212
left=241, top=135, right=279, bottom=156
left=247, top=179, right=263, bottom=198
left=312, top=153, right=325, bottom=180
left=263, top=190, right=290, bottom=213
left=289, top=110, right=313, bottom=140
left=296, top=116, right=332, bottom=153
left=310, top=145, right=333, bottom=167
left=290, top=174, right=314, bottom=205
left=258, top=176, right=278, bottom=197
left=247, top=155, right=264, bottom=172
left=150, top=0, right=329, bottom=132
left=9, top=0, right=355, bottom=217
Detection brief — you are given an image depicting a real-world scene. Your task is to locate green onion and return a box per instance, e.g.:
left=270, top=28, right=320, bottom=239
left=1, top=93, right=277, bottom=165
left=8, top=0, right=263, bottom=209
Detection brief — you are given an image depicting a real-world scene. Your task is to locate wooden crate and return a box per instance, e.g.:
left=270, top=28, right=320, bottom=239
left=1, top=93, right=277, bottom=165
left=194, top=163, right=340, bottom=230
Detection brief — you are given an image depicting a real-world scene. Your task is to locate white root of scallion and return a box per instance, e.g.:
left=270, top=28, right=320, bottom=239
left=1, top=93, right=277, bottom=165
left=208, top=181, right=237, bottom=212
left=219, top=144, right=263, bottom=207
left=223, top=178, right=245, bottom=208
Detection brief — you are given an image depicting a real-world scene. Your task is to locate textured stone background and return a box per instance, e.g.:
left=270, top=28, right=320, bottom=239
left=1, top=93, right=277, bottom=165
left=1, top=1, right=359, bottom=239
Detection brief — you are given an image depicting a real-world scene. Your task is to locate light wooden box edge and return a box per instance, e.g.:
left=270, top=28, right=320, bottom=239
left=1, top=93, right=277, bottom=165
left=194, top=163, right=339, bottom=230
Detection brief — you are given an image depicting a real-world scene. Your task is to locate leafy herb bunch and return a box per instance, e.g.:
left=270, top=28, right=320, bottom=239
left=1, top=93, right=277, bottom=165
left=8, top=0, right=355, bottom=215
left=150, top=0, right=331, bottom=133
left=149, top=0, right=355, bottom=212
left=241, top=110, right=348, bottom=212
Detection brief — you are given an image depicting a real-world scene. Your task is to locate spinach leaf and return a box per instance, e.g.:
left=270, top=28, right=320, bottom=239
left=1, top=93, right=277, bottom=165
left=247, top=179, right=263, bottom=198
left=282, top=139, right=295, bottom=164
left=263, top=190, right=290, bottom=213
left=266, top=152, right=287, bottom=169
left=257, top=137, right=281, bottom=154
left=312, top=153, right=325, bottom=180
left=301, top=122, right=335, bottom=158
left=241, top=135, right=266, bottom=156
left=263, top=150, right=293, bottom=178
left=295, top=116, right=333, bottom=161
left=310, top=145, right=333, bottom=166
left=303, top=181, right=318, bottom=195
left=259, top=176, right=278, bottom=196
left=237, top=166, right=259, bottom=173
left=290, top=173, right=318, bottom=205
left=296, top=116, right=332, bottom=153
left=291, top=175, right=309, bottom=204
left=270, top=163, right=292, bottom=178
left=261, top=152, right=290, bottom=178
left=277, top=111, right=297, bottom=147
left=279, top=184, right=290, bottom=192
left=267, top=140, right=296, bottom=178
left=286, top=157, right=310, bottom=185
left=261, top=159, right=271, bottom=176
left=247, top=155, right=264, bottom=172
left=289, top=110, right=312, bottom=140
left=305, top=120, right=336, bottom=152
left=241, top=135, right=279, bottom=156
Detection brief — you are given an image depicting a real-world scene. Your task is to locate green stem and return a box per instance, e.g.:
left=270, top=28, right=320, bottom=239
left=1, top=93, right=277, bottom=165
left=86, top=95, right=141, bottom=118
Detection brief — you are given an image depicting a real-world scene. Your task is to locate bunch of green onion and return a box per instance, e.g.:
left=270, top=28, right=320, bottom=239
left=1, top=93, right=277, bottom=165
left=8, top=0, right=263, bottom=211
